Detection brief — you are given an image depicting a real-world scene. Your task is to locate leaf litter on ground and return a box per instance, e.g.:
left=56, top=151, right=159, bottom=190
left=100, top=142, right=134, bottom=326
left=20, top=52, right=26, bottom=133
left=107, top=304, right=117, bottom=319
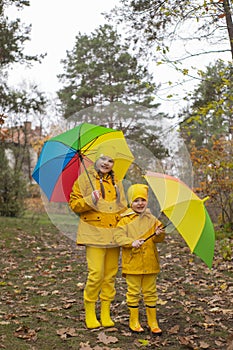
left=0, top=211, right=232, bottom=349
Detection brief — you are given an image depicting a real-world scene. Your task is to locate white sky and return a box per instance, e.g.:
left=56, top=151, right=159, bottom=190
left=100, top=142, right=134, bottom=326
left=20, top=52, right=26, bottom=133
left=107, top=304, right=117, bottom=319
left=6, top=1, right=232, bottom=117
left=7, top=0, right=119, bottom=95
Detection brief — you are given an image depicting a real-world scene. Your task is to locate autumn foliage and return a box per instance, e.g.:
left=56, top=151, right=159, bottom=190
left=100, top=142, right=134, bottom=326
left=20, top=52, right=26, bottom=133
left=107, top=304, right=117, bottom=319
left=190, top=137, right=233, bottom=230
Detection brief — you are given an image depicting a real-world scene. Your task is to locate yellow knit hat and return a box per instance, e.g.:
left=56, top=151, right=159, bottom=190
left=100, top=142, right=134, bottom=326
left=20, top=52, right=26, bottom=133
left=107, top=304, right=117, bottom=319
left=127, top=184, right=148, bottom=205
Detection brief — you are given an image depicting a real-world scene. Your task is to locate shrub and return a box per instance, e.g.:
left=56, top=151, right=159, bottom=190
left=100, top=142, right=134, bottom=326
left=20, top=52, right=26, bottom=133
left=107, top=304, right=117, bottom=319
left=0, top=144, right=27, bottom=217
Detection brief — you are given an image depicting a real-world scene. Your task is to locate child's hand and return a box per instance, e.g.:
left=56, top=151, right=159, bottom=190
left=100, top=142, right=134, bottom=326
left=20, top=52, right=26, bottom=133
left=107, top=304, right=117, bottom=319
left=155, top=227, right=165, bottom=235
left=132, top=239, right=144, bottom=248
left=91, top=190, right=100, bottom=204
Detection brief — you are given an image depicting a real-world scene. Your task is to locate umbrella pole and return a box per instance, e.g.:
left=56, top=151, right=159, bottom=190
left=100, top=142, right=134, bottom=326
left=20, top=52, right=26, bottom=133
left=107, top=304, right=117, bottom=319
left=76, top=125, right=95, bottom=191
left=78, top=153, right=95, bottom=191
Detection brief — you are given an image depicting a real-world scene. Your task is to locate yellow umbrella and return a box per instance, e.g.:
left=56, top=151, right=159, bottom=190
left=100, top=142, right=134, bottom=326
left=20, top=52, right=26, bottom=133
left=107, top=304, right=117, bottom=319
left=144, top=171, right=215, bottom=268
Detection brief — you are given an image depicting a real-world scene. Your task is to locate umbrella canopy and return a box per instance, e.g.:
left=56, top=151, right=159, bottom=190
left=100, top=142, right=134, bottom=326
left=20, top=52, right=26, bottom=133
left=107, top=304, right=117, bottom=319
left=144, top=171, right=215, bottom=268
left=32, top=123, right=134, bottom=202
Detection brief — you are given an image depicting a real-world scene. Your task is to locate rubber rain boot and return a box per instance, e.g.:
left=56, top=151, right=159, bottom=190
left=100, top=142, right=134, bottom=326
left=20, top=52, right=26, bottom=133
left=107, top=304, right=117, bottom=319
left=100, top=300, right=115, bottom=327
left=146, top=305, right=162, bottom=336
left=84, top=301, right=101, bottom=329
left=128, top=306, right=144, bottom=333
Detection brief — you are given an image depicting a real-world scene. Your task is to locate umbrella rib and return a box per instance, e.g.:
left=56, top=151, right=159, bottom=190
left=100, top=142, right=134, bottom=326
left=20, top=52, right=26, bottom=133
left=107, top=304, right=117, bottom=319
left=81, top=136, right=99, bottom=155
left=160, top=197, right=204, bottom=211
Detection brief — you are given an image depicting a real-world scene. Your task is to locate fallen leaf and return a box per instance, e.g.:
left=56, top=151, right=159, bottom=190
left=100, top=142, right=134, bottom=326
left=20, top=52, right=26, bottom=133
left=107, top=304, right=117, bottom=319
left=51, top=289, right=60, bottom=295
left=215, top=340, right=224, bottom=347
left=79, top=341, right=92, bottom=350
left=222, top=309, right=233, bottom=315
left=227, top=334, right=233, bottom=350
left=138, top=338, right=150, bottom=346
left=46, top=307, right=61, bottom=312
left=14, top=326, right=37, bottom=341
left=210, top=307, right=220, bottom=312
left=77, top=282, right=85, bottom=289
left=61, top=298, right=76, bottom=303
left=199, top=340, right=210, bottom=348
left=62, top=303, right=73, bottom=309
left=168, top=325, right=180, bottom=334
left=203, top=322, right=215, bottom=329
left=97, top=331, right=118, bottom=345
left=178, top=336, right=191, bottom=346
left=93, top=346, right=115, bottom=350
left=0, top=281, right=7, bottom=286
left=178, top=335, right=197, bottom=348
left=104, top=327, right=118, bottom=332
left=121, top=330, right=132, bottom=337
left=56, top=327, right=78, bottom=339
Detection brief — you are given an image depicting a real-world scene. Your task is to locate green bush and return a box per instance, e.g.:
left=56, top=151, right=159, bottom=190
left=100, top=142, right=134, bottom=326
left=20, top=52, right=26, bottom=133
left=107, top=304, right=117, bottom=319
left=0, top=144, right=27, bottom=217
left=216, top=225, right=232, bottom=261
left=219, top=237, right=232, bottom=261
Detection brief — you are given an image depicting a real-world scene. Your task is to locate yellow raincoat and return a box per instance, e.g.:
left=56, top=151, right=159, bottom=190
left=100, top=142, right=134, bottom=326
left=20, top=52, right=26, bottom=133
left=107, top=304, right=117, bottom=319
left=114, top=208, right=165, bottom=275
left=69, top=166, right=127, bottom=246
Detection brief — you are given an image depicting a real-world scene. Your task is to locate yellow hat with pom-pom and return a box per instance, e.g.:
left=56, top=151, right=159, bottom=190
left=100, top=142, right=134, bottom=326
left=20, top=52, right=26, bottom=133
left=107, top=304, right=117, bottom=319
left=127, top=184, right=148, bottom=205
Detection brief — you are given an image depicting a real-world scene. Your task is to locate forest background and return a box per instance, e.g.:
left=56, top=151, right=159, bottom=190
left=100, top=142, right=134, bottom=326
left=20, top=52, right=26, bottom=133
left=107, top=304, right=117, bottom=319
left=0, top=1, right=232, bottom=348
left=0, top=0, right=232, bottom=233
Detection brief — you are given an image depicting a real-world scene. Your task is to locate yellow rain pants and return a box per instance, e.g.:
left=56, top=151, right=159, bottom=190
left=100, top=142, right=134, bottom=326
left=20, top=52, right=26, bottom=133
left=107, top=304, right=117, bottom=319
left=126, top=273, right=158, bottom=306
left=84, top=246, right=120, bottom=302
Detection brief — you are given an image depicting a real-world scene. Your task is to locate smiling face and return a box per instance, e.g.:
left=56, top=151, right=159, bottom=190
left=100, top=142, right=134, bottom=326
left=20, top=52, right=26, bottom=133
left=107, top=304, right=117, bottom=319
left=95, top=156, right=114, bottom=174
left=131, top=197, right=148, bottom=214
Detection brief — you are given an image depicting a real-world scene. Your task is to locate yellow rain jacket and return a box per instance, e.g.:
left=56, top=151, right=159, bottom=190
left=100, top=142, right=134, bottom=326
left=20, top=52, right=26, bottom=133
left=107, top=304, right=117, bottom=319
left=69, top=167, right=127, bottom=246
left=114, top=208, right=165, bottom=275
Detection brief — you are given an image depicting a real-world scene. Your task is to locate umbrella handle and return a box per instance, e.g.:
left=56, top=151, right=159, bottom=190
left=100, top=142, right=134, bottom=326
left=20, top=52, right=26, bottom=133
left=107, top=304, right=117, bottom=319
left=143, top=222, right=171, bottom=242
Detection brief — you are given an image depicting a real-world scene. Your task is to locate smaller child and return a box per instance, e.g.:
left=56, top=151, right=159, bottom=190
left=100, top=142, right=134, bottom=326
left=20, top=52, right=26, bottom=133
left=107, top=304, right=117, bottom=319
left=114, top=184, right=165, bottom=335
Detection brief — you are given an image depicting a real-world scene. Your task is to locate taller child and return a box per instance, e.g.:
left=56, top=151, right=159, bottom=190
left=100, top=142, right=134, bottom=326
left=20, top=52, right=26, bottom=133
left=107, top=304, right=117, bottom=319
left=69, top=146, right=127, bottom=329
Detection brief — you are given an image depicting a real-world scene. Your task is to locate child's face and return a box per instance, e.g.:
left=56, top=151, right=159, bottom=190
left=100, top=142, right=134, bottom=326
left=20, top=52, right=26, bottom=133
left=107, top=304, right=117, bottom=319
left=131, top=197, right=147, bottom=213
left=95, top=156, right=114, bottom=174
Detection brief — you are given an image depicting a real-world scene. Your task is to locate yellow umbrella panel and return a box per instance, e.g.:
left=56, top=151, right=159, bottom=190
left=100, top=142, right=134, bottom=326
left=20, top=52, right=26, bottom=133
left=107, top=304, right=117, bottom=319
left=83, top=131, right=134, bottom=181
left=144, top=171, right=215, bottom=268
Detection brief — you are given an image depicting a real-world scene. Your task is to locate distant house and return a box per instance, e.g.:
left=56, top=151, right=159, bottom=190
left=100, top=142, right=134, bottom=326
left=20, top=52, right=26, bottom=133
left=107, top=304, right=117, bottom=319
left=4, top=121, right=43, bottom=182
left=5, top=121, right=42, bottom=145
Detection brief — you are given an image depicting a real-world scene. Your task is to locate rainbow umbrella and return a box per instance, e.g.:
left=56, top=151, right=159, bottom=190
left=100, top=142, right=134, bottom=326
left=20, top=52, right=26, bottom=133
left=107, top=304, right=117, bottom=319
left=144, top=171, right=215, bottom=268
left=32, top=123, right=134, bottom=202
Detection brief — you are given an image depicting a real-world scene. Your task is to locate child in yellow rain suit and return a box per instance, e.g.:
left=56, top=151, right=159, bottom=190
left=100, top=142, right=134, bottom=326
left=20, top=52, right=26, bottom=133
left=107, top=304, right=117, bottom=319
left=114, top=184, right=165, bottom=335
left=69, top=146, right=127, bottom=329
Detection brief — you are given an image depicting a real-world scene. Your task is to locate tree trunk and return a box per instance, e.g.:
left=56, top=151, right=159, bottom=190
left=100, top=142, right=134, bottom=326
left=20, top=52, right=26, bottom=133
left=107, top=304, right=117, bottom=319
left=223, top=0, right=233, bottom=59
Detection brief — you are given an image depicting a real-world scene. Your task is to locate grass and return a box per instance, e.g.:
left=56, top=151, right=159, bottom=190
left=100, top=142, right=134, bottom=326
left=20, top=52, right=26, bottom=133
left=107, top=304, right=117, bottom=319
left=0, top=208, right=233, bottom=350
